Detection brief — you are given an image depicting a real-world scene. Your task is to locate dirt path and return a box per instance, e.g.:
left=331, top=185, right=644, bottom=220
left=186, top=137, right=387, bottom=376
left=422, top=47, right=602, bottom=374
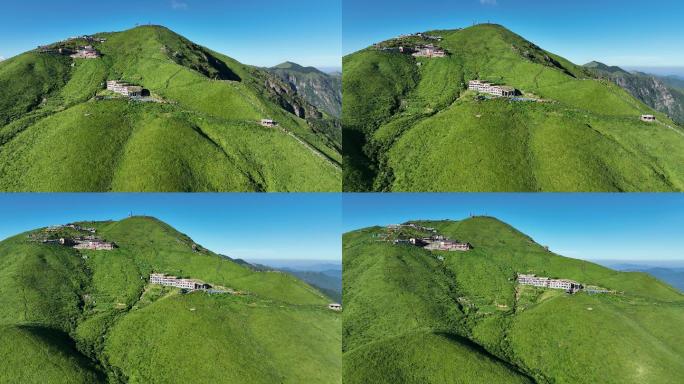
left=279, top=126, right=341, bottom=171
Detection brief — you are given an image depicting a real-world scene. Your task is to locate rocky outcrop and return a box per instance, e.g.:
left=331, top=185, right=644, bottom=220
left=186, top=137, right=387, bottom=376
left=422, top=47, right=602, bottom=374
left=585, top=61, right=684, bottom=125
left=268, top=62, right=342, bottom=118
left=261, top=74, right=322, bottom=119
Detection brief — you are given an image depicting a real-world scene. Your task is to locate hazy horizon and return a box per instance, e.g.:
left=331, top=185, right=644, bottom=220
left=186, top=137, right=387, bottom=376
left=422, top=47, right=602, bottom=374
left=623, top=66, right=684, bottom=78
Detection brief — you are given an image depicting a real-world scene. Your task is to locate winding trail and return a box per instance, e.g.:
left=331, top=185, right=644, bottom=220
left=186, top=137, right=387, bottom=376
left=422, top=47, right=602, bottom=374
left=278, top=126, right=341, bottom=171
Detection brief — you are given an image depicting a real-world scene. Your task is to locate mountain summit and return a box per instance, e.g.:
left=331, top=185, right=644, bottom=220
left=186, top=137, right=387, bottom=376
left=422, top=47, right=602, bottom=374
left=342, top=23, right=684, bottom=192
left=343, top=216, right=684, bottom=383
left=0, top=25, right=341, bottom=192
left=0, top=216, right=341, bottom=383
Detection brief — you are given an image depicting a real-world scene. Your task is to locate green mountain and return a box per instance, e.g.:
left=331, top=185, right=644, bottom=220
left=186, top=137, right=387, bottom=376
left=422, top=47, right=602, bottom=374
left=343, top=217, right=684, bottom=384
left=0, top=25, right=341, bottom=192
left=269, top=62, right=342, bottom=118
left=584, top=61, right=684, bottom=125
left=0, top=216, right=341, bottom=383
left=342, top=24, right=684, bottom=192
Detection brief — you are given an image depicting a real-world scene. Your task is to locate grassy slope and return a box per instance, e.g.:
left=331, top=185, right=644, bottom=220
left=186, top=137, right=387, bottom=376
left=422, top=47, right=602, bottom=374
left=343, top=217, right=684, bottom=383
left=0, top=26, right=340, bottom=192
left=0, top=325, right=103, bottom=384
left=0, top=216, right=340, bottom=383
left=342, top=24, right=684, bottom=191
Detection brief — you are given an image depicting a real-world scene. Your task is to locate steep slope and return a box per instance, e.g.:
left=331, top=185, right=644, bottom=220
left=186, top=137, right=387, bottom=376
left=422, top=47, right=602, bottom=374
left=343, top=217, right=684, bottom=384
left=0, top=325, right=104, bottom=384
left=0, top=216, right=341, bottom=383
left=270, top=62, right=343, bottom=118
left=584, top=61, right=684, bottom=124
left=0, top=26, right=341, bottom=192
left=342, top=24, right=684, bottom=191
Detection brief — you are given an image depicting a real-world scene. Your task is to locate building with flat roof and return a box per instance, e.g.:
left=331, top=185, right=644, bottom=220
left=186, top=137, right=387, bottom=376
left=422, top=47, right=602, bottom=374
left=640, top=114, right=656, bottom=122
left=70, top=46, right=100, bottom=59
left=468, top=80, right=516, bottom=97
left=517, top=273, right=583, bottom=293
left=149, top=273, right=210, bottom=291
left=423, top=240, right=472, bottom=252
left=328, top=303, right=342, bottom=311
left=73, top=240, right=115, bottom=251
left=412, top=45, right=447, bottom=58
left=106, top=80, right=144, bottom=97
left=260, top=119, right=278, bottom=127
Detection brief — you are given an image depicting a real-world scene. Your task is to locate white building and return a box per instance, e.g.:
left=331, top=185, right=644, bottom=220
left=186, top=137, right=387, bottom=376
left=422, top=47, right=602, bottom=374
left=73, top=240, right=114, bottom=250
left=70, top=46, right=100, bottom=59
left=517, top=273, right=582, bottom=293
left=412, top=45, right=447, bottom=58
left=424, top=240, right=472, bottom=252
left=640, top=114, right=656, bottom=122
left=468, top=80, right=516, bottom=97
left=149, top=273, right=209, bottom=291
left=260, top=119, right=278, bottom=127
left=106, top=80, right=143, bottom=97
left=328, top=303, right=342, bottom=311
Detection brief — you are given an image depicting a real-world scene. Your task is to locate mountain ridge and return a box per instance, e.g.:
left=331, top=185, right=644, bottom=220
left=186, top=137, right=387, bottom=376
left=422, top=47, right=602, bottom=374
left=0, top=215, right=341, bottom=383
left=269, top=60, right=342, bottom=119
left=0, top=25, right=342, bottom=192
left=343, top=216, right=684, bottom=383
left=343, top=23, right=684, bottom=192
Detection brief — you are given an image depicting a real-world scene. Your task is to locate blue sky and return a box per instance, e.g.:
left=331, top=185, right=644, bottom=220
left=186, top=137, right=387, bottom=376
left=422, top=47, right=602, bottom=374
left=343, top=0, right=684, bottom=69
left=0, top=0, right=341, bottom=69
left=343, top=194, right=684, bottom=262
left=0, top=194, right=341, bottom=261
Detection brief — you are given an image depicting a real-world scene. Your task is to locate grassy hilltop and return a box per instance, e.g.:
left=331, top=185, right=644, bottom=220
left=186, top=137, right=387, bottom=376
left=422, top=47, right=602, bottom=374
left=343, top=216, right=684, bottom=383
left=342, top=24, right=684, bottom=191
left=0, top=216, right=341, bottom=383
left=0, top=25, right=341, bottom=192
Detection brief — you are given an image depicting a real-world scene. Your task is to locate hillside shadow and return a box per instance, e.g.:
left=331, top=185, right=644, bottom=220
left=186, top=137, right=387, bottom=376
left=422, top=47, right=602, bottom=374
left=435, top=331, right=539, bottom=382
left=16, top=324, right=107, bottom=381
left=204, top=51, right=241, bottom=81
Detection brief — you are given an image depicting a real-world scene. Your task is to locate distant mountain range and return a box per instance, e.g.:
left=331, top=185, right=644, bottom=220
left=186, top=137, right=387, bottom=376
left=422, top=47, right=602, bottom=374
left=584, top=61, right=684, bottom=125
left=232, top=258, right=342, bottom=303
left=593, top=260, right=684, bottom=293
